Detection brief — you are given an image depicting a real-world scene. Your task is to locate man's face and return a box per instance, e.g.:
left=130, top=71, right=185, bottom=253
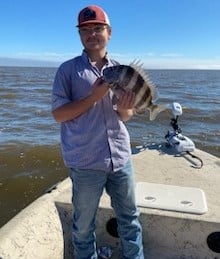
left=78, top=23, right=111, bottom=51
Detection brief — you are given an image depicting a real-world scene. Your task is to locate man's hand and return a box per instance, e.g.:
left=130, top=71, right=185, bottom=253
left=117, top=90, right=135, bottom=121
left=91, top=77, right=109, bottom=101
left=117, top=90, right=135, bottom=110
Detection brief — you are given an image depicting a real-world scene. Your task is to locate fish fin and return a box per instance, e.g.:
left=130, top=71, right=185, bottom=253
left=129, top=59, right=144, bottom=68
left=149, top=104, right=168, bottom=121
left=129, top=60, right=158, bottom=101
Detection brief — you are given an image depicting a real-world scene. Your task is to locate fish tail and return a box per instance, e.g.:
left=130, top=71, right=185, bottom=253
left=149, top=104, right=168, bottom=121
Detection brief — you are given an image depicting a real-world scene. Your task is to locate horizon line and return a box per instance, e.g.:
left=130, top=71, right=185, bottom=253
left=0, top=56, right=220, bottom=71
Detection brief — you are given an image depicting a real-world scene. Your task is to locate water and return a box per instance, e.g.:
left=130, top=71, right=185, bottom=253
left=0, top=66, right=220, bottom=227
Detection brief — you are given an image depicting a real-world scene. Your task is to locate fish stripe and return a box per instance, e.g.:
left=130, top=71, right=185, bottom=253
left=136, top=86, right=151, bottom=108
left=126, top=72, right=138, bottom=90
left=132, top=74, right=145, bottom=95
left=120, top=66, right=135, bottom=88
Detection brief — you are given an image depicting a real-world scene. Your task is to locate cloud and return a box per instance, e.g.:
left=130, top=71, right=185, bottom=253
left=1, top=52, right=220, bottom=69
left=14, top=51, right=78, bottom=62
left=161, top=53, right=184, bottom=58
left=109, top=52, right=220, bottom=69
left=0, top=57, right=61, bottom=67
left=142, top=58, right=220, bottom=69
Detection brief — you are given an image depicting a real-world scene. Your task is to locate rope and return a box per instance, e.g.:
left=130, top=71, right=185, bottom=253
left=186, top=151, right=204, bottom=169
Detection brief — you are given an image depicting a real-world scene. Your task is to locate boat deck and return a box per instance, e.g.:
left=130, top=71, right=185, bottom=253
left=0, top=143, right=220, bottom=258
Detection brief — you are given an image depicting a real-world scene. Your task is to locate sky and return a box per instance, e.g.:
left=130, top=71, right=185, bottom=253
left=0, top=0, right=220, bottom=69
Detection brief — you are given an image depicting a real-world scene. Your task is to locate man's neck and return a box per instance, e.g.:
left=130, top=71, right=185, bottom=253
left=86, top=49, right=108, bottom=70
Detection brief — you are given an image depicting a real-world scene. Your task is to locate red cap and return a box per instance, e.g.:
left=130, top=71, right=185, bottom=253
left=77, top=5, right=110, bottom=27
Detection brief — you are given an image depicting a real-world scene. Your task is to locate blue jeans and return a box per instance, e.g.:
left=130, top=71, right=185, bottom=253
left=70, top=159, right=144, bottom=259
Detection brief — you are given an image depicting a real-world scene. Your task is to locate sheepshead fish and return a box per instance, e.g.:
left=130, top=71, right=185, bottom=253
left=103, top=61, right=166, bottom=120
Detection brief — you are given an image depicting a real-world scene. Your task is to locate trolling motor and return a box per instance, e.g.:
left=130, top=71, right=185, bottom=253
left=165, top=102, right=203, bottom=168
left=165, top=102, right=195, bottom=153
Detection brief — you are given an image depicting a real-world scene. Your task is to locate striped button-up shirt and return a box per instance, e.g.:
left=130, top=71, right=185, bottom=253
left=52, top=51, right=131, bottom=172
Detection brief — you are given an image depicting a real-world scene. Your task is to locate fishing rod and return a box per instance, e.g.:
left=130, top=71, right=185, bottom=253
left=165, top=102, right=203, bottom=169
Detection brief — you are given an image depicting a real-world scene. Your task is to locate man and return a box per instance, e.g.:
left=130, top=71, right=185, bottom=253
left=52, top=5, right=144, bottom=259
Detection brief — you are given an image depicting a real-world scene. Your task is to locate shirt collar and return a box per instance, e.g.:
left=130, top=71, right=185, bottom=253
left=81, top=50, right=110, bottom=65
